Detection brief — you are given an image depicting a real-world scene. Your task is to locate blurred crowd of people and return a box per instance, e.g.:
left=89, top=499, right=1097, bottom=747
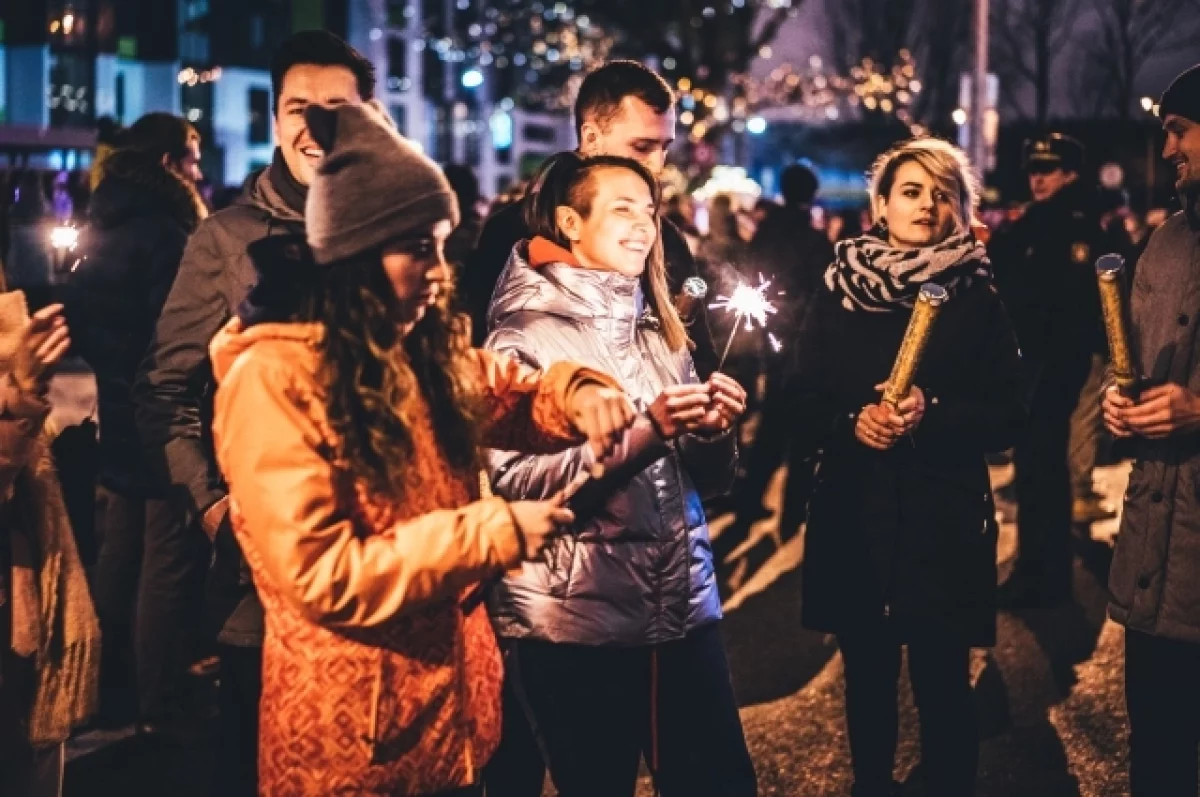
left=2, top=25, right=1200, bottom=797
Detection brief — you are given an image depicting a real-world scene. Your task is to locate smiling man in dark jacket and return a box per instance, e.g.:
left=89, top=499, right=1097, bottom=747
left=69, top=114, right=206, bottom=730
left=1103, top=63, right=1200, bottom=797
left=132, top=31, right=374, bottom=796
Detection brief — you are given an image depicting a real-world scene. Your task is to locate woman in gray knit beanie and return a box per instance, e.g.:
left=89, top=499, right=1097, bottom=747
left=206, top=101, right=639, bottom=795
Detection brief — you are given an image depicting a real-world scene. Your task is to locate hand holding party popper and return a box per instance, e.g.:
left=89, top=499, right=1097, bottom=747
left=883, top=283, right=948, bottom=407
left=856, top=283, right=946, bottom=450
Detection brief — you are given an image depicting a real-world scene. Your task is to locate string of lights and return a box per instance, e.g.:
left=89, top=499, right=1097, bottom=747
left=422, top=1, right=615, bottom=110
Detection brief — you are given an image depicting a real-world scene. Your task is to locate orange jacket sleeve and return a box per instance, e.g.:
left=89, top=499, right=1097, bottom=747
left=213, top=352, right=524, bottom=629
left=467, top=347, right=620, bottom=453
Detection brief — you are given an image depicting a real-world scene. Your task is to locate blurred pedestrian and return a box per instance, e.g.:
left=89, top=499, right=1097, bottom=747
left=698, top=194, right=747, bottom=278
left=463, top=61, right=717, bottom=375
left=133, top=30, right=376, bottom=797
left=826, top=207, right=864, bottom=244
left=792, top=138, right=1025, bottom=797
left=484, top=152, right=755, bottom=797
left=728, top=163, right=834, bottom=537
left=211, top=101, right=632, bottom=796
left=444, top=163, right=484, bottom=274
left=0, top=293, right=99, bottom=797
left=1103, top=62, right=1200, bottom=797
left=67, top=113, right=207, bottom=731
left=989, top=133, right=1109, bottom=608
left=665, top=192, right=701, bottom=254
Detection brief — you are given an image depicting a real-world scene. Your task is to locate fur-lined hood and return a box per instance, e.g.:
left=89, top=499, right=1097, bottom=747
left=88, top=148, right=207, bottom=232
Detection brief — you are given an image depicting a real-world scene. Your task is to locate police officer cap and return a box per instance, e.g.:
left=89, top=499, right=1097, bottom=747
left=1160, top=63, right=1200, bottom=124
left=1023, top=133, right=1085, bottom=174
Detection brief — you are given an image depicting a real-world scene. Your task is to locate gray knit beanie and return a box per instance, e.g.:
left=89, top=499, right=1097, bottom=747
left=304, top=102, right=460, bottom=265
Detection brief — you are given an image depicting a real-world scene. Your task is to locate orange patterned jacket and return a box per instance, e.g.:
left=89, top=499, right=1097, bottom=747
left=210, top=318, right=613, bottom=795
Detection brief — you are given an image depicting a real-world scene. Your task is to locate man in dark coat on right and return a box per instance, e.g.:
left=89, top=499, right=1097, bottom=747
left=1103, top=63, right=1200, bottom=797
left=989, top=133, right=1108, bottom=608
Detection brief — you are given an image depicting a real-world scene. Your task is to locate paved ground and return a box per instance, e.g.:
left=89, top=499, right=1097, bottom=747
left=51, top=368, right=1135, bottom=796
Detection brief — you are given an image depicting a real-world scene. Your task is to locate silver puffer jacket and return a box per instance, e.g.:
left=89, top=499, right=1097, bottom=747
left=484, top=242, right=733, bottom=646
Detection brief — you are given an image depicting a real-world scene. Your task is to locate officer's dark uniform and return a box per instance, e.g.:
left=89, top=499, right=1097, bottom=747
left=989, top=134, right=1109, bottom=607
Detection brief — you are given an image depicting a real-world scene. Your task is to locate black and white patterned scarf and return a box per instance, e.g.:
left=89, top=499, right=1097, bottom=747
left=824, top=229, right=992, bottom=312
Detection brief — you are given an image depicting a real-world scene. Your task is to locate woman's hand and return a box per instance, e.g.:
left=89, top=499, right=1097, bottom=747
left=688, top=373, right=747, bottom=436
left=855, top=403, right=904, bottom=450
left=13, top=304, right=70, bottom=392
left=647, top=383, right=712, bottom=438
left=509, top=495, right=575, bottom=559
left=884, top=383, right=926, bottom=432
left=570, top=383, right=637, bottom=459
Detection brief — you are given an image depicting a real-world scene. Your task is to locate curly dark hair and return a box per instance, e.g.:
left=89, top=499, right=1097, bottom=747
left=250, top=244, right=483, bottom=499
left=320, top=255, right=484, bottom=498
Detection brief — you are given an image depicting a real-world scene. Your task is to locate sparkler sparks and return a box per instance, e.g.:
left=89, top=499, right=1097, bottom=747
left=709, top=274, right=780, bottom=370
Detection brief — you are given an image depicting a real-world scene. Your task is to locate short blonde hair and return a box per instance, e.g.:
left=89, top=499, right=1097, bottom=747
left=867, top=137, right=980, bottom=233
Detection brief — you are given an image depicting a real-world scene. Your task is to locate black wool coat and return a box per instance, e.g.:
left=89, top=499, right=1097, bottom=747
left=792, top=278, right=1027, bottom=646
left=67, top=149, right=203, bottom=496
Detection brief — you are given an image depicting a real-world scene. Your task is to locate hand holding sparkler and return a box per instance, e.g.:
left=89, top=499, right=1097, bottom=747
left=709, top=274, right=781, bottom=372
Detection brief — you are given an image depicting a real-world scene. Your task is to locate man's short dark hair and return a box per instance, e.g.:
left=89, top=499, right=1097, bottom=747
left=270, top=30, right=376, bottom=115
left=780, top=163, right=819, bottom=206
left=573, top=60, right=675, bottom=139
left=122, top=112, right=200, bottom=162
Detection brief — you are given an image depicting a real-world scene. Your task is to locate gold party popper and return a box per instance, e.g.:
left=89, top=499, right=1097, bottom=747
left=1096, top=253, right=1138, bottom=395
left=883, top=283, right=949, bottom=407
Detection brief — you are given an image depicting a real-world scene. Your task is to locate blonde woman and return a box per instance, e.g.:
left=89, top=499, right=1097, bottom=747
left=790, top=137, right=1026, bottom=797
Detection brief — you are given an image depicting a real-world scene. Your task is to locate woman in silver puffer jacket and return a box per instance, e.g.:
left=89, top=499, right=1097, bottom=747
left=482, top=153, right=757, bottom=797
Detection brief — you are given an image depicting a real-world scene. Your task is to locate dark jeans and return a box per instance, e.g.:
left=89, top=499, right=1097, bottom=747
left=837, top=625, right=977, bottom=797
left=1125, top=629, right=1200, bottom=797
left=213, top=643, right=262, bottom=797
left=482, top=653, right=546, bottom=797
left=1012, top=359, right=1090, bottom=594
left=505, top=622, right=757, bottom=797
left=92, top=486, right=205, bottom=721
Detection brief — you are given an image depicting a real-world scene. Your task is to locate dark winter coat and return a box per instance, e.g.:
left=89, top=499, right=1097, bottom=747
left=793, top=279, right=1026, bottom=646
left=1109, top=211, right=1200, bottom=643
left=134, top=161, right=304, bottom=647
left=988, top=180, right=1110, bottom=374
left=67, top=149, right=204, bottom=497
left=462, top=198, right=719, bottom=376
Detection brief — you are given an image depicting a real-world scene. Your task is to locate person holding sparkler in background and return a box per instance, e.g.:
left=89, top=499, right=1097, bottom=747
left=788, top=138, right=1026, bottom=797
left=483, top=152, right=756, bottom=797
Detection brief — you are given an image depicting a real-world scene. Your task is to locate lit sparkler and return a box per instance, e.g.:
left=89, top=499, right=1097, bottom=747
left=709, top=274, right=780, bottom=371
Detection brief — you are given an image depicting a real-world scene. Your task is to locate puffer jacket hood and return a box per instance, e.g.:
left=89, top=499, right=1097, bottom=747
left=484, top=241, right=734, bottom=646
left=487, top=238, right=646, bottom=343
